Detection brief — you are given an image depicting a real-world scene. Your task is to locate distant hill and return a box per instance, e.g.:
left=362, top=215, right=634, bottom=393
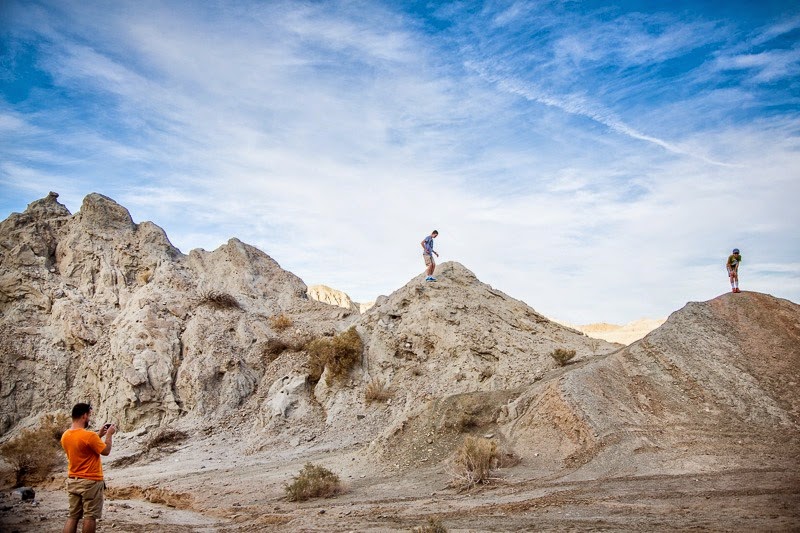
left=574, top=318, right=666, bottom=345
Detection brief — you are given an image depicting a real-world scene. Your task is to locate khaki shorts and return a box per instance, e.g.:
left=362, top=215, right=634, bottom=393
left=423, top=253, right=434, bottom=266
left=66, top=477, right=104, bottom=519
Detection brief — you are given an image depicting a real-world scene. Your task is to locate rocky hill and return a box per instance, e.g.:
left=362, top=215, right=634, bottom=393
left=0, top=192, right=351, bottom=434
left=1, top=192, right=798, bottom=532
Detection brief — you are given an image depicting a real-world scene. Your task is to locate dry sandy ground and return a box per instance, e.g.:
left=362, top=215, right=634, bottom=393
left=2, top=437, right=798, bottom=532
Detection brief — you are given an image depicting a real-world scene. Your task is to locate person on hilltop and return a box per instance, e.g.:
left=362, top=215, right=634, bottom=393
left=421, top=230, right=439, bottom=282
left=61, top=403, right=116, bottom=533
left=727, top=248, right=742, bottom=293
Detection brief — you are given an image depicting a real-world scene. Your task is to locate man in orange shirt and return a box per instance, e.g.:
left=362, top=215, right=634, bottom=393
left=60, top=403, right=115, bottom=533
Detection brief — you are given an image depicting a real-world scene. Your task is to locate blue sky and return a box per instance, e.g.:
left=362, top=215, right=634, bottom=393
left=1, top=0, right=798, bottom=324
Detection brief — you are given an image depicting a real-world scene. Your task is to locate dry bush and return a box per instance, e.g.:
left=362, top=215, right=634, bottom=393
left=197, top=290, right=241, bottom=310
left=364, top=379, right=392, bottom=403
left=39, top=412, right=70, bottom=445
left=268, top=313, right=293, bottom=331
left=136, top=268, right=153, bottom=285
left=1, top=421, right=66, bottom=487
left=455, top=413, right=478, bottom=433
left=412, top=517, right=448, bottom=533
left=284, top=463, right=341, bottom=502
left=146, top=428, right=188, bottom=449
left=263, top=338, right=290, bottom=360
left=307, top=326, right=363, bottom=385
left=550, top=347, right=577, bottom=366
left=451, top=436, right=500, bottom=489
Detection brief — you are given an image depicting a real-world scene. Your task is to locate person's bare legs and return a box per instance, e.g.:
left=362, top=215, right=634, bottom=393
left=81, top=517, right=96, bottom=533
left=427, top=259, right=435, bottom=277
left=63, top=517, right=79, bottom=533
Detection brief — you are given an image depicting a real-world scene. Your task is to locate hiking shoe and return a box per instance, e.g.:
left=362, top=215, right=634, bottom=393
left=426, top=276, right=437, bottom=282
left=735, top=288, right=741, bottom=293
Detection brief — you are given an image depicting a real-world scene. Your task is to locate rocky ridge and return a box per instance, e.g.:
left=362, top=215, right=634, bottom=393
left=1, top=192, right=798, bottom=531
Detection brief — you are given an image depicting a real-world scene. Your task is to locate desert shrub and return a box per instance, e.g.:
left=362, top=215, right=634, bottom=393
left=284, top=463, right=341, bottom=501
left=364, top=379, right=392, bottom=403
left=1, top=420, right=66, bottom=487
left=455, top=414, right=478, bottom=433
left=550, top=347, right=577, bottom=366
left=268, top=313, right=293, bottom=331
left=197, top=290, right=241, bottom=310
left=39, top=412, right=70, bottom=445
left=263, top=338, right=290, bottom=360
left=412, top=517, right=448, bottom=533
left=146, top=428, right=188, bottom=449
left=451, top=436, right=500, bottom=489
left=307, top=326, right=363, bottom=385
left=136, top=268, right=153, bottom=285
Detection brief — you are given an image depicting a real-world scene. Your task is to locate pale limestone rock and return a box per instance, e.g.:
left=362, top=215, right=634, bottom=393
left=266, top=375, right=308, bottom=418
left=307, top=284, right=360, bottom=313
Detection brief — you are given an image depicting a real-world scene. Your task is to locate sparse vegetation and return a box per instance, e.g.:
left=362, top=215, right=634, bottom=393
left=412, top=517, right=448, bottom=532
left=455, top=413, right=478, bottom=432
left=307, top=326, right=363, bottom=385
left=284, top=463, right=341, bottom=501
left=197, top=290, right=241, bottom=310
left=451, top=436, right=500, bottom=489
left=39, top=412, right=71, bottom=444
left=263, top=337, right=290, bottom=360
left=268, top=313, right=293, bottom=331
left=0, top=413, right=69, bottom=486
left=136, top=268, right=153, bottom=285
left=550, top=347, right=577, bottom=366
left=365, top=378, right=393, bottom=403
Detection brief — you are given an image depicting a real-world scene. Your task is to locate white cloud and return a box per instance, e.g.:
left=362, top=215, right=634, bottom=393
left=1, top=0, right=798, bottom=324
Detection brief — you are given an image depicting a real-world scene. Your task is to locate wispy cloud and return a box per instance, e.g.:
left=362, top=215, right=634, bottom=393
left=1, top=0, right=798, bottom=324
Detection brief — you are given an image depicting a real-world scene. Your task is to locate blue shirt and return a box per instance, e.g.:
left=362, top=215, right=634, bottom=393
left=423, top=235, right=435, bottom=254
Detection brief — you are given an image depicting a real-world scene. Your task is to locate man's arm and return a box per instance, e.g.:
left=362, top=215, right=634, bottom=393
left=99, top=425, right=116, bottom=456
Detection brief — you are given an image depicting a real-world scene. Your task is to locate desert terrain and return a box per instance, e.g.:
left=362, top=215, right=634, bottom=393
left=1, top=193, right=798, bottom=532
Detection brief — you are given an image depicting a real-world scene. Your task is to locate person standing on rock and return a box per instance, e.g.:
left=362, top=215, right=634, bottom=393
left=727, top=248, right=742, bottom=293
left=421, top=230, right=439, bottom=282
left=61, top=403, right=116, bottom=533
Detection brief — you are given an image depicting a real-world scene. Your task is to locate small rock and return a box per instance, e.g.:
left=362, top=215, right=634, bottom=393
left=12, top=487, right=35, bottom=501
left=319, top=509, right=326, bottom=515
left=356, top=414, right=365, bottom=420
left=484, top=433, right=494, bottom=439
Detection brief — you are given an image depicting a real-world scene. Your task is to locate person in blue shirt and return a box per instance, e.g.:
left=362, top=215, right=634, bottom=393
left=420, top=230, right=439, bottom=281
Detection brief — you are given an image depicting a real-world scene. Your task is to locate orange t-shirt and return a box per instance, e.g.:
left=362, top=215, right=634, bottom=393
left=60, top=428, right=106, bottom=480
